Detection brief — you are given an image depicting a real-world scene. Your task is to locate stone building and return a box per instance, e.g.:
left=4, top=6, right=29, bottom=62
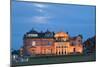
left=22, top=29, right=83, bottom=56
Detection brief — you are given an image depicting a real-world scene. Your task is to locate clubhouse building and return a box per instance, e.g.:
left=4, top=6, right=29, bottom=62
left=21, top=29, right=83, bottom=56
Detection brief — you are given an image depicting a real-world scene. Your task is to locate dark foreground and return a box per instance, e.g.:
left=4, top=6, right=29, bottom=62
left=11, top=53, right=96, bottom=67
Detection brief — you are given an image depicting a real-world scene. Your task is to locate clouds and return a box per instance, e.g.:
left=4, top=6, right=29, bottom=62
left=33, top=3, right=47, bottom=8
left=33, top=3, right=48, bottom=13
left=31, top=3, right=52, bottom=24
left=32, top=16, right=51, bottom=24
left=36, top=8, right=45, bottom=13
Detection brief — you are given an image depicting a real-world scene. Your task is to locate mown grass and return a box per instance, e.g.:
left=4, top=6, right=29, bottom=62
left=11, top=53, right=96, bottom=67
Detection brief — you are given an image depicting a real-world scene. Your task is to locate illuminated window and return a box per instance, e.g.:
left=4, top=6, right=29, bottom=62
left=63, top=38, right=66, bottom=41
left=32, top=41, right=36, bottom=46
left=28, top=34, right=38, bottom=37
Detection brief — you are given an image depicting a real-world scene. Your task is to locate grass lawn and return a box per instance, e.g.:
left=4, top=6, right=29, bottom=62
left=11, top=53, right=96, bottom=67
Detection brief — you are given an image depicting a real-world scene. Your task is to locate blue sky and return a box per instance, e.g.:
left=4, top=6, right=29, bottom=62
left=11, top=1, right=96, bottom=50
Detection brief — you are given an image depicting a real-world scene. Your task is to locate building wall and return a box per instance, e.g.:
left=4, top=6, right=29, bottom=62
left=23, top=38, right=54, bottom=55
left=24, top=38, right=54, bottom=46
left=23, top=32, right=83, bottom=56
left=54, top=42, right=71, bottom=55
left=27, top=43, right=83, bottom=56
left=28, top=46, right=54, bottom=55
left=41, top=46, right=53, bottom=55
left=74, top=45, right=83, bottom=53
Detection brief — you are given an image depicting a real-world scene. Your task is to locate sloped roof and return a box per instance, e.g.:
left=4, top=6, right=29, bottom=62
left=54, top=32, right=69, bottom=38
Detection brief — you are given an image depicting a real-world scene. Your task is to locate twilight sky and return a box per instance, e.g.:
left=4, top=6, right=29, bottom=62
left=11, top=0, right=96, bottom=50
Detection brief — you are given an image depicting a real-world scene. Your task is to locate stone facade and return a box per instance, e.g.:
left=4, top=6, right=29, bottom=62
left=22, top=29, right=83, bottom=56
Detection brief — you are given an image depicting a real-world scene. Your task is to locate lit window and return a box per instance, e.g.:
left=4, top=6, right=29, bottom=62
left=28, top=34, right=38, bottom=37
left=32, top=41, right=36, bottom=46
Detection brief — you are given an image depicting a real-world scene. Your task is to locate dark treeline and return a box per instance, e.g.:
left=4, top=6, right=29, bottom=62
left=83, top=35, right=96, bottom=54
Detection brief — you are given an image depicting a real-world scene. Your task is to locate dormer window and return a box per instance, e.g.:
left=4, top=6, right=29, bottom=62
left=27, top=34, right=38, bottom=37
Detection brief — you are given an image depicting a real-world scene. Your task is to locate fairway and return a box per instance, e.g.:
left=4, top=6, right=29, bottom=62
left=12, top=53, right=96, bottom=66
